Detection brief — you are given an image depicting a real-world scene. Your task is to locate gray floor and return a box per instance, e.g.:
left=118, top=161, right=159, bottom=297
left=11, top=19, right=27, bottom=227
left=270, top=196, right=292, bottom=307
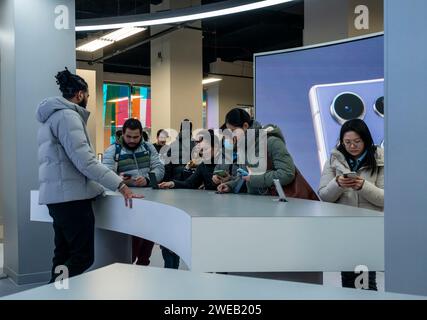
left=0, top=243, right=180, bottom=297
left=0, top=242, right=384, bottom=298
left=0, top=243, right=44, bottom=297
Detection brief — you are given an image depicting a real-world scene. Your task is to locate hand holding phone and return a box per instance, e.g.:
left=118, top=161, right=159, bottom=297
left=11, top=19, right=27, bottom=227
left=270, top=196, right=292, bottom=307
left=337, top=173, right=360, bottom=189
left=217, top=183, right=231, bottom=194
left=237, top=168, right=249, bottom=177
left=343, top=172, right=358, bottom=179
left=121, top=173, right=132, bottom=180
left=213, top=169, right=227, bottom=178
left=133, top=176, right=147, bottom=187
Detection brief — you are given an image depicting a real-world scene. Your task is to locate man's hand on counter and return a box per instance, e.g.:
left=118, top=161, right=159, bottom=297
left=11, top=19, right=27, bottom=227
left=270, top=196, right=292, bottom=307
left=118, top=183, right=144, bottom=208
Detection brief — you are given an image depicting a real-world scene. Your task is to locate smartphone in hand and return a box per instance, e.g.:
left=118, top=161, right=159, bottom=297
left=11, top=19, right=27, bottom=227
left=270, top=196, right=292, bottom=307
left=343, top=172, right=358, bottom=179
left=237, top=168, right=249, bottom=177
left=213, top=170, right=227, bottom=178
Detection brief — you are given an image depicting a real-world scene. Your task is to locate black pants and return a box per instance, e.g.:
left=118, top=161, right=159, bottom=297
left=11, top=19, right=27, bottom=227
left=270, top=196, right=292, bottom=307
left=47, top=199, right=95, bottom=283
left=132, top=237, right=180, bottom=269
left=341, top=271, right=377, bottom=290
left=160, top=246, right=180, bottom=269
left=132, top=237, right=155, bottom=265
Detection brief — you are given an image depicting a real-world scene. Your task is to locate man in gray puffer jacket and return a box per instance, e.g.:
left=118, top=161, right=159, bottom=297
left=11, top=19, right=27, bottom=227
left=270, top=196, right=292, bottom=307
left=37, top=68, right=142, bottom=283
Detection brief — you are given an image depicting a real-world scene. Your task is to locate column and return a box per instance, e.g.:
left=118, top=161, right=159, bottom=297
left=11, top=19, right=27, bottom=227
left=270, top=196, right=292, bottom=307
left=0, top=0, right=76, bottom=284
left=384, top=0, right=427, bottom=296
left=150, top=0, right=203, bottom=138
left=77, top=51, right=105, bottom=155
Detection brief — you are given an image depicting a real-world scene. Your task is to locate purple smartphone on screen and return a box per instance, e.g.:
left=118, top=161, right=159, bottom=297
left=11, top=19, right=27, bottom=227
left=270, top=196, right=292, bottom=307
left=309, top=79, right=384, bottom=170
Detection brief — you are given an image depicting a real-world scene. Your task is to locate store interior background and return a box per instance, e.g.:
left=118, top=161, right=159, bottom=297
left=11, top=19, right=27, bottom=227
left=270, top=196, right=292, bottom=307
left=1, top=0, right=426, bottom=297
left=74, top=0, right=384, bottom=158
left=0, top=0, right=385, bottom=292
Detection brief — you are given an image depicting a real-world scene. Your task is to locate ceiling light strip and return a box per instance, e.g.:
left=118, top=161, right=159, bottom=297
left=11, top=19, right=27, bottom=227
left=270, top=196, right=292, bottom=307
left=76, top=0, right=294, bottom=32
left=202, top=77, right=222, bottom=85
left=76, top=27, right=146, bottom=52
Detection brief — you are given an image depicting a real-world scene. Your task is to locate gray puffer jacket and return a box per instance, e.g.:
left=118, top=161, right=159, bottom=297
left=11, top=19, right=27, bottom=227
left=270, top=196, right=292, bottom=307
left=318, top=147, right=384, bottom=211
left=37, top=96, right=122, bottom=205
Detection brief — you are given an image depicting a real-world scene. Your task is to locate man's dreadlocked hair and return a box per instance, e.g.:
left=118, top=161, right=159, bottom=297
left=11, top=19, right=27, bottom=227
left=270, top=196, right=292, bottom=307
left=55, top=67, right=88, bottom=99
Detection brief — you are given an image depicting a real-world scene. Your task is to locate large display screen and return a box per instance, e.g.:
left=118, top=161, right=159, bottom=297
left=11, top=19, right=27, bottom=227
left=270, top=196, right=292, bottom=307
left=255, top=34, right=384, bottom=189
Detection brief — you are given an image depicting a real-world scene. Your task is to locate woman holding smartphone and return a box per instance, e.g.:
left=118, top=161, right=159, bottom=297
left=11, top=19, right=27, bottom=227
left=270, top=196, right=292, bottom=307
left=217, top=108, right=295, bottom=194
left=212, top=126, right=239, bottom=186
left=318, top=119, right=384, bottom=290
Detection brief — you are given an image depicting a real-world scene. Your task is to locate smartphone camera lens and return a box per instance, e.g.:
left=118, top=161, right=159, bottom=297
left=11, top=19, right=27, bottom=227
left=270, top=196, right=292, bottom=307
left=330, top=92, right=366, bottom=125
left=374, top=96, right=384, bottom=118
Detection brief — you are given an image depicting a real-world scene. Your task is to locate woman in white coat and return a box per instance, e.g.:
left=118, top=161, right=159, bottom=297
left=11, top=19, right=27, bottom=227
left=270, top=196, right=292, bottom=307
left=318, top=119, right=384, bottom=290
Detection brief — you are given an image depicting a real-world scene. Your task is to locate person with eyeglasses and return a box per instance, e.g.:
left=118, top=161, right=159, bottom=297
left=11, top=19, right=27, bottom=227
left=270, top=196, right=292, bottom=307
left=318, top=118, right=384, bottom=291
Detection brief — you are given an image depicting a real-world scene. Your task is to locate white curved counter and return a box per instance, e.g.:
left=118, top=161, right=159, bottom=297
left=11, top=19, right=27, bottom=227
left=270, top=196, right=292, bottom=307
left=5, top=264, right=421, bottom=300
left=30, top=189, right=384, bottom=272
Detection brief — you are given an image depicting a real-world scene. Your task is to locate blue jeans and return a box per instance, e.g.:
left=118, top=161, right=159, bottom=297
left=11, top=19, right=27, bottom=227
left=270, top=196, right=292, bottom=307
left=160, top=246, right=180, bottom=269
